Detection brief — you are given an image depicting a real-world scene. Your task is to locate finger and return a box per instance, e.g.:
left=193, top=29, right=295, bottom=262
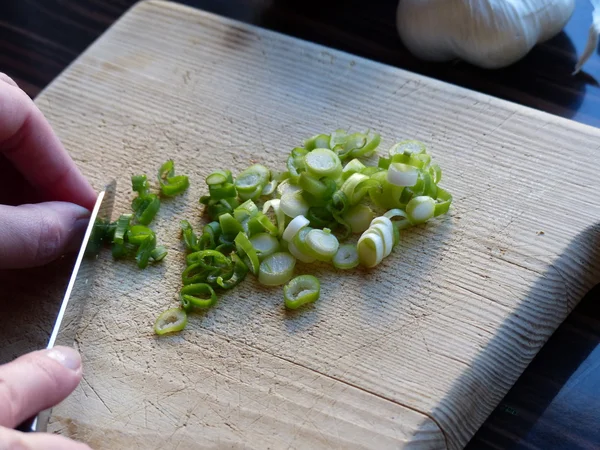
left=0, top=346, right=82, bottom=429
left=0, top=81, right=96, bottom=210
left=0, top=202, right=90, bottom=269
left=0, top=427, right=91, bottom=450
left=0, top=73, right=19, bottom=88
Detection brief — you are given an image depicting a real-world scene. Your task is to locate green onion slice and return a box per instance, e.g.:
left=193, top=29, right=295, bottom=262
left=406, top=196, right=435, bottom=224
left=281, top=191, right=310, bottom=218
left=258, top=252, right=296, bottom=286
left=234, top=232, right=260, bottom=275
left=249, top=233, right=280, bottom=260
left=383, top=209, right=412, bottom=230
left=217, top=253, right=248, bottom=289
left=305, top=228, right=339, bottom=261
left=282, top=215, right=310, bottom=242
left=154, top=308, right=187, bottom=335
left=304, top=148, right=342, bottom=179
left=342, top=204, right=374, bottom=234
left=133, top=194, right=160, bottom=225
left=180, top=220, right=200, bottom=252
left=304, top=133, right=330, bottom=151
left=158, top=160, right=190, bottom=197
left=333, top=244, right=359, bottom=269
left=283, top=275, right=320, bottom=309
left=151, top=246, right=168, bottom=261
left=287, top=238, right=316, bottom=263
left=262, top=199, right=286, bottom=237
left=387, top=163, right=418, bottom=187
left=342, top=158, right=366, bottom=180
left=136, top=234, right=156, bottom=269
left=357, top=230, right=384, bottom=268
left=113, top=214, right=132, bottom=245
left=180, top=283, right=218, bottom=310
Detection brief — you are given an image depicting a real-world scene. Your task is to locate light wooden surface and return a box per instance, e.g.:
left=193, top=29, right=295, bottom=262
left=28, top=1, right=600, bottom=448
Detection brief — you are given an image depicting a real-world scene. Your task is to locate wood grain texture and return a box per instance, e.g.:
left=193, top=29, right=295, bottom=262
left=27, top=1, right=600, bottom=448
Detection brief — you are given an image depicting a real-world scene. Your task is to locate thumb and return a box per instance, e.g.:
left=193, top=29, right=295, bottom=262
left=0, top=201, right=90, bottom=269
left=0, top=346, right=83, bottom=429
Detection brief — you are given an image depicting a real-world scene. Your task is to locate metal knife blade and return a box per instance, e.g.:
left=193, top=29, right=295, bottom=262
left=18, top=180, right=116, bottom=433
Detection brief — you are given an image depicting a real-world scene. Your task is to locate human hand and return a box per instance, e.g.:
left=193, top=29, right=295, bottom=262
left=0, top=73, right=96, bottom=269
left=0, top=346, right=91, bottom=449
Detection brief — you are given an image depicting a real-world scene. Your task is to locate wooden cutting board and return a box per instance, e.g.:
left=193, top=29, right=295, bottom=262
left=34, top=1, right=600, bottom=448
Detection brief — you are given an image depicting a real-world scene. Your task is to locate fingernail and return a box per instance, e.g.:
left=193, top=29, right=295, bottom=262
left=66, top=217, right=91, bottom=253
left=46, top=346, right=82, bottom=372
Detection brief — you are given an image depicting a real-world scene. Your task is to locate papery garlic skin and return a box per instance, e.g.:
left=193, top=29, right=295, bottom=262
left=397, top=0, right=576, bottom=69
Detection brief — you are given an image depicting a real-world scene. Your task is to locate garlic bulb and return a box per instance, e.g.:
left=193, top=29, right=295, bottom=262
left=396, top=0, right=575, bottom=69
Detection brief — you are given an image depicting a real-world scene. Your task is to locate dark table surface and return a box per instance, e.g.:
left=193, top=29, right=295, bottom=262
left=1, top=1, right=599, bottom=449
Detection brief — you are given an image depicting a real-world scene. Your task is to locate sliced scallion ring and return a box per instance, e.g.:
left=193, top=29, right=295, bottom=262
left=332, top=244, right=359, bottom=269
left=342, top=204, right=374, bottom=234
left=154, top=308, right=187, bottom=335
left=305, top=228, right=339, bottom=261
left=388, top=163, right=418, bottom=187
left=283, top=275, right=320, bottom=309
left=304, top=148, right=342, bottom=179
left=282, top=215, right=310, bottom=242
left=258, top=252, right=296, bottom=286
left=249, top=233, right=280, bottom=260
left=406, top=196, right=435, bottom=224
left=280, top=191, right=310, bottom=218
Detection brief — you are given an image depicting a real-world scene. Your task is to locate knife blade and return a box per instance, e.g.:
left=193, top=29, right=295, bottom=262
left=18, top=180, right=116, bottom=433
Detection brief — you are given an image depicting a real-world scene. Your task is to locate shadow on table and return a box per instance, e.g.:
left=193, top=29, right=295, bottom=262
left=466, top=283, right=600, bottom=450
left=432, top=223, right=600, bottom=449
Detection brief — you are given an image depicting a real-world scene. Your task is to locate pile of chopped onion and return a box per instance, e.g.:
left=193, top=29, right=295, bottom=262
left=155, top=131, right=452, bottom=334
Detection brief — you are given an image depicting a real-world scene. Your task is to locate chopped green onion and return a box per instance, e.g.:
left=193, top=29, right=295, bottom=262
left=287, top=238, right=316, bottom=263
left=342, top=158, right=366, bottom=180
left=283, top=275, right=320, bottom=309
left=154, top=308, right=187, bottom=335
left=349, top=131, right=380, bottom=158
left=370, top=217, right=394, bottom=257
left=206, top=170, right=233, bottom=186
left=132, top=175, right=150, bottom=196
left=389, top=140, right=426, bottom=157
left=113, top=214, right=132, bottom=245
left=304, top=133, right=330, bottom=150
left=234, top=232, right=260, bottom=275
left=332, top=244, right=359, bottom=269
left=158, top=160, right=189, bottom=196
left=246, top=213, right=279, bottom=237
left=340, top=173, right=380, bottom=205
left=132, top=194, right=160, bottom=225
left=304, top=148, right=342, bottom=179
left=219, top=213, right=244, bottom=240
left=357, top=230, right=384, bottom=268
left=263, top=199, right=286, bottom=237
left=151, top=246, right=168, bottom=261
left=305, top=228, right=339, bottom=261
left=434, top=188, right=452, bottom=217
left=342, top=204, right=374, bottom=234
left=180, top=220, right=200, bottom=252
left=217, top=253, right=248, bottom=289
left=282, top=215, right=310, bottom=242
left=276, top=179, right=302, bottom=198
left=233, top=200, right=259, bottom=223
left=249, top=233, right=280, bottom=260
left=258, top=252, right=296, bottom=286
left=406, top=196, right=435, bottom=223
left=261, top=179, right=278, bottom=196
left=280, top=191, right=310, bottom=218
left=127, top=225, right=155, bottom=245
left=180, top=283, right=218, bottom=310
left=186, top=250, right=232, bottom=270
left=384, top=209, right=412, bottom=230
left=135, top=234, right=156, bottom=269
left=235, top=164, right=270, bottom=200
left=388, top=163, right=418, bottom=187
